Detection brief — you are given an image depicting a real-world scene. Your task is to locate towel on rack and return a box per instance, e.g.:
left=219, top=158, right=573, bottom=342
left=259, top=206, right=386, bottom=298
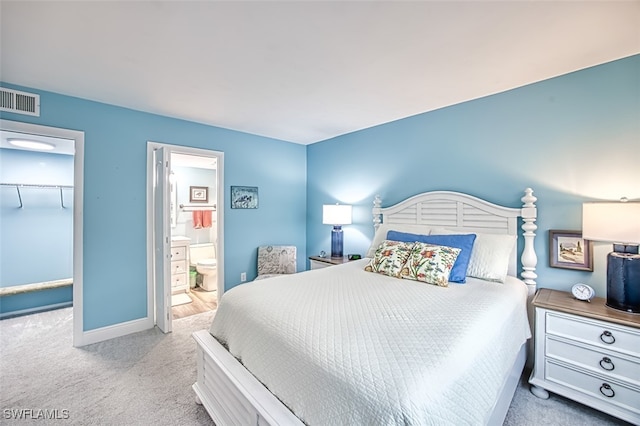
left=202, top=210, right=212, bottom=228
left=192, top=210, right=212, bottom=229
left=193, top=211, right=203, bottom=228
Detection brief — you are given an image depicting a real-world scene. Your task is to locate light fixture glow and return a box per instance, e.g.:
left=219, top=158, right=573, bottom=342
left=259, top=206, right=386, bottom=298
left=322, top=204, right=352, bottom=225
left=8, top=138, right=56, bottom=151
left=583, top=201, right=640, bottom=244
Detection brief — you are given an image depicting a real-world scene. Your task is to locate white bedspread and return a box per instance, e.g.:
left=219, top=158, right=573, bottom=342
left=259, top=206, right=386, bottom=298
left=209, top=259, right=531, bottom=425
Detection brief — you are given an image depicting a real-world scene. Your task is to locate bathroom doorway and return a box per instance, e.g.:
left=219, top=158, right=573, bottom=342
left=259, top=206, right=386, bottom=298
left=147, top=142, right=224, bottom=333
left=169, top=152, right=219, bottom=320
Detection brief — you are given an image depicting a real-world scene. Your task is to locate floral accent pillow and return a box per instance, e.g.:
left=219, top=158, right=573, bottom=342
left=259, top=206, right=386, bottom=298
left=364, top=240, right=415, bottom=278
left=400, top=242, right=461, bottom=287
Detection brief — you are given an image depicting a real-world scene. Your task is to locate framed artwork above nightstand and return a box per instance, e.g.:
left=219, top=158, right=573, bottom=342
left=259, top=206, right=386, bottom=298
left=548, top=230, right=593, bottom=271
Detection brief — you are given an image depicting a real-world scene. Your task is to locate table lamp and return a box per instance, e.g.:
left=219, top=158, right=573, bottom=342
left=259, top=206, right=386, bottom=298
left=582, top=199, right=640, bottom=313
left=323, top=204, right=352, bottom=258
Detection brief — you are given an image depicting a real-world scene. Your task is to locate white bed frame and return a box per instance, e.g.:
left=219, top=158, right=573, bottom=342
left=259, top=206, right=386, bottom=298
left=193, top=188, right=538, bottom=426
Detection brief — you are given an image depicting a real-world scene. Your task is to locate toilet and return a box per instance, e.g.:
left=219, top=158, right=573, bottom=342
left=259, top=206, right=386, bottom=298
left=189, top=243, right=217, bottom=291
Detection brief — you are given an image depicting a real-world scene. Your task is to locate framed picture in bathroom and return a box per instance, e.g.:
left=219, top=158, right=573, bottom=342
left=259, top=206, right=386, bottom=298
left=190, top=186, right=209, bottom=203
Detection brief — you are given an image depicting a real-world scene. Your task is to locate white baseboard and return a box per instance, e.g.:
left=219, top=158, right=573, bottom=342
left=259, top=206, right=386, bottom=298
left=74, top=316, right=154, bottom=347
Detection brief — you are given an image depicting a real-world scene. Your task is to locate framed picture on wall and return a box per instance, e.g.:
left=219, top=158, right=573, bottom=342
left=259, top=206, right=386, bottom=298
left=189, top=186, right=209, bottom=203
left=549, top=229, right=593, bottom=271
left=231, top=186, right=258, bottom=209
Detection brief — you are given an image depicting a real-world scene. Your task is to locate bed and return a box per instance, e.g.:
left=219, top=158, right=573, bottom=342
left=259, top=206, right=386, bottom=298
left=192, top=188, right=538, bottom=425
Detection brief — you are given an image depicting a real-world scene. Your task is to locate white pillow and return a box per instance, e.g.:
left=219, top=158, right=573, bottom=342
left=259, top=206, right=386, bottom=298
left=366, top=223, right=432, bottom=258
left=431, top=227, right=516, bottom=283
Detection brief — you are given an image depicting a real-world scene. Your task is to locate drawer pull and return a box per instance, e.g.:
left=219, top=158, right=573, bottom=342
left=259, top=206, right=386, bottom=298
left=599, top=383, right=615, bottom=398
left=598, top=357, right=615, bottom=371
left=599, top=330, right=615, bottom=344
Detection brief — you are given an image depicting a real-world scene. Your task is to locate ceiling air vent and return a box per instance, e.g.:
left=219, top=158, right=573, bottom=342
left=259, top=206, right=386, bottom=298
left=0, top=87, right=40, bottom=116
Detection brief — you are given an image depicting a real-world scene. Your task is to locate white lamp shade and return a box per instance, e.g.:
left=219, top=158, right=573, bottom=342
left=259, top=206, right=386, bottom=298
left=582, top=202, right=640, bottom=244
left=323, top=204, right=352, bottom=225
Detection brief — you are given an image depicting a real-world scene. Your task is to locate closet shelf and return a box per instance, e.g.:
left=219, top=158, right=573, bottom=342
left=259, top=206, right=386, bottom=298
left=1, top=182, right=74, bottom=208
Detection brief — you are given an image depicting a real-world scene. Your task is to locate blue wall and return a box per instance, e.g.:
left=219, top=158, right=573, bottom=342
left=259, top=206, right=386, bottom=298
left=0, top=149, right=74, bottom=315
left=0, top=85, right=307, bottom=331
left=1, top=54, right=637, bottom=332
left=307, top=55, right=640, bottom=298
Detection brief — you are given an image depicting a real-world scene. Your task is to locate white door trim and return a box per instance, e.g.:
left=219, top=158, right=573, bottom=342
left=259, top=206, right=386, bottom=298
left=152, top=147, right=172, bottom=332
left=146, top=141, right=224, bottom=331
left=0, top=119, right=85, bottom=346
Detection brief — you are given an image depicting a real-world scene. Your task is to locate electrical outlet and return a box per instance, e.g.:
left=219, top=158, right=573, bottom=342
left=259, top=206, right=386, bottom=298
left=240, top=272, right=246, bottom=282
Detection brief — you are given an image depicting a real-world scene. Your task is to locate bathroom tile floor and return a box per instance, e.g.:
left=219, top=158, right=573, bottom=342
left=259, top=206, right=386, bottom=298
left=172, top=287, right=217, bottom=320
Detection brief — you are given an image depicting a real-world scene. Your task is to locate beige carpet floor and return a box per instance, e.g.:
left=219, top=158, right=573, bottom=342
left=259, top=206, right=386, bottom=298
left=0, top=308, right=215, bottom=425
left=0, top=307, right=631, bottom=425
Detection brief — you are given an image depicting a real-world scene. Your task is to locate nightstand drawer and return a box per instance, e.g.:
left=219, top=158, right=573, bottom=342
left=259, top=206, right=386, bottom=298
left=308, top=256, right=349, bottom=270
left=546, top=312, right=640, bottom=358
left=546, top=337, right=640, bottom=386
left=309, top=260, right=331, bottom=270
left=545, top=360, right=640, bottom=416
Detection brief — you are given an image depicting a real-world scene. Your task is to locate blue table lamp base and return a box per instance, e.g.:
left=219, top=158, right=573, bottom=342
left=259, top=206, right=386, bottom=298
left=331, top=226, right=344, bottom=258
left=606, top=244, right=640, bottom=314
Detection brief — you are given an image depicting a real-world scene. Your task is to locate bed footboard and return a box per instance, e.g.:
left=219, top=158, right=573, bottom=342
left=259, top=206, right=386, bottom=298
left=192, top=330, right=303, bottom=426
left=193, top=330, right=524, bottom=426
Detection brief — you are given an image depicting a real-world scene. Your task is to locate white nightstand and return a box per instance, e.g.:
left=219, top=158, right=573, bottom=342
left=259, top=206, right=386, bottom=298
left=308, top=256, right=349, bottom=270
left=529, top=288, right=640, bottom=424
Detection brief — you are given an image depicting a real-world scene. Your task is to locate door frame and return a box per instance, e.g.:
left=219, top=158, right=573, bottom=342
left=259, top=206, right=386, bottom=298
left=146, top=141, right=224, bottom=331
left=152, top=146, right=172, bottom=332
left=0, top=119, right=85, bottom=346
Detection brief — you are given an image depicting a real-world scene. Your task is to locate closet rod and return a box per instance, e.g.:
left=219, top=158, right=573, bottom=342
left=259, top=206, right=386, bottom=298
left=0, top=183, right=74, bottom=189
left=1, top=183, right=74, bottom=209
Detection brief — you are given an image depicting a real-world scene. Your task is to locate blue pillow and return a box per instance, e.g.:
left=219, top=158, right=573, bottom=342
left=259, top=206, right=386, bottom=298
left=386, top=231, right=476, bottom=283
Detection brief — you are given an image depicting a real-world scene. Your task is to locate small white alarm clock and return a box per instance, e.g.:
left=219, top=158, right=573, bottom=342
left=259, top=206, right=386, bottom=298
left=571, top=283, right=595, bottom=302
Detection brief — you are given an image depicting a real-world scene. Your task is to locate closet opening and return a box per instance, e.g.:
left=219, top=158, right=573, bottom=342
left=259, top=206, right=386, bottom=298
left=0, top=120, right=84, bottom=346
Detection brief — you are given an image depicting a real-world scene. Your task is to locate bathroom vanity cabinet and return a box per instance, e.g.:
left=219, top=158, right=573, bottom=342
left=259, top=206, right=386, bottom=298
left=170, top=237, right=190, bottom=294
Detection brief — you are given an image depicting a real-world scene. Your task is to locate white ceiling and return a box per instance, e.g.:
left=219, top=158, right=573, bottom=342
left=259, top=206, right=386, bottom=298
left=1, top=1, right=639, bottom=145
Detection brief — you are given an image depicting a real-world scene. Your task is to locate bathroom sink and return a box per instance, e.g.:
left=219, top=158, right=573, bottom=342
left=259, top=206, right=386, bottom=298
left=171, top=235, right=190, bottom=242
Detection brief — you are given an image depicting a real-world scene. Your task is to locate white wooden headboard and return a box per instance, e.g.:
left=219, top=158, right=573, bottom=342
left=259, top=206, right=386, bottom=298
left=372, top=188, right=538, bottom=294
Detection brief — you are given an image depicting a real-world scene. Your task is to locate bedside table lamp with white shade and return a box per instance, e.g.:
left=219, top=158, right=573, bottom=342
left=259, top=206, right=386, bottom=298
left=582, top=199, right=640, bottom=313
left=322, top=204, right=352, bottom=258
